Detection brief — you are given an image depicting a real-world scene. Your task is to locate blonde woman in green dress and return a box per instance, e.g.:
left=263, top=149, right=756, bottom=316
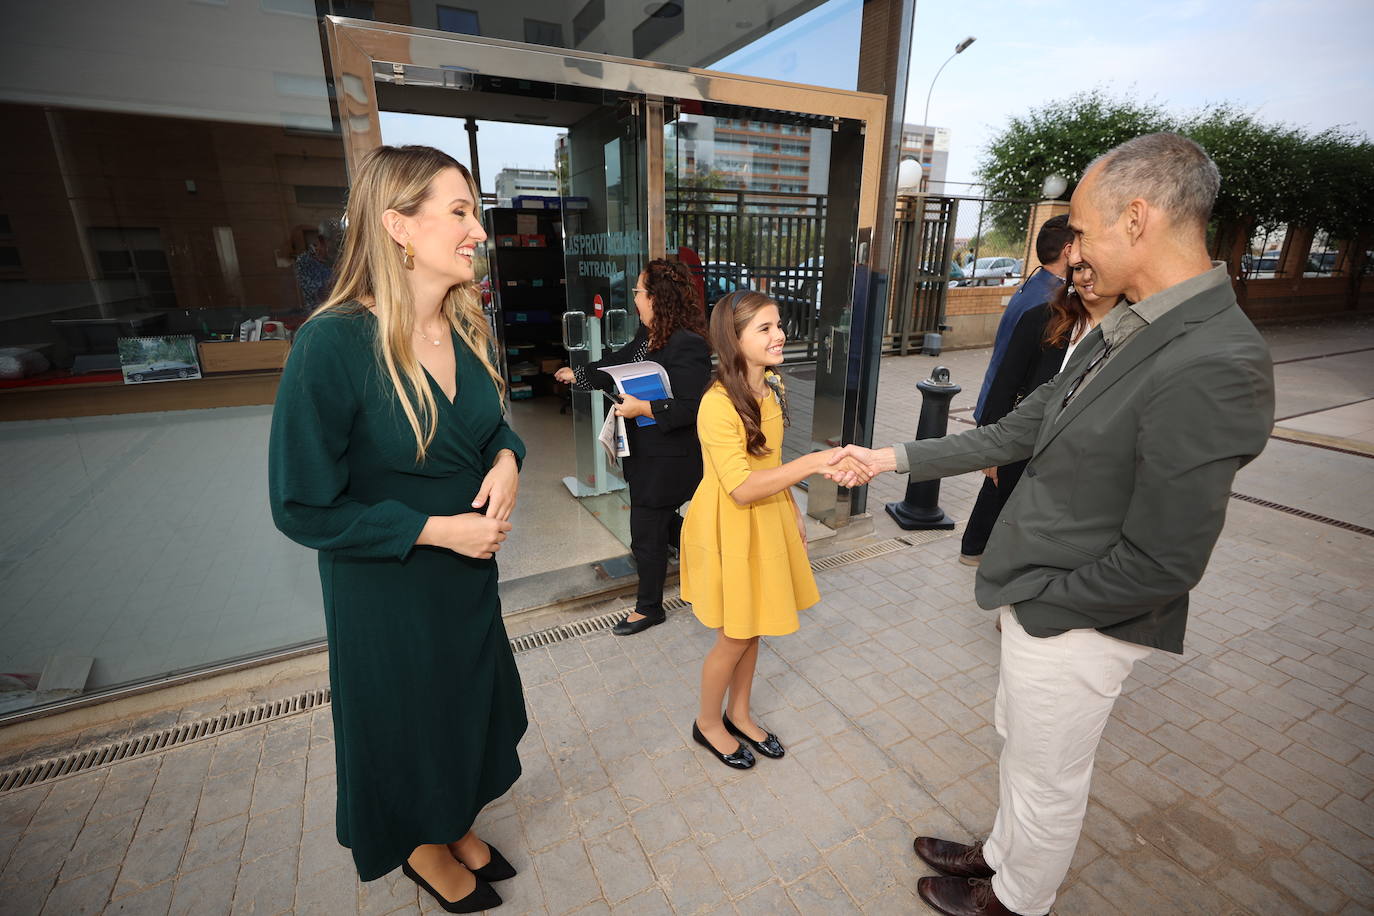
left=269, top=146, right=525, bottom=912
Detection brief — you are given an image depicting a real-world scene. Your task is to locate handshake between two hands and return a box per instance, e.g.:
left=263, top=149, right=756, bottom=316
left=817, top=444, right=891, bottom=489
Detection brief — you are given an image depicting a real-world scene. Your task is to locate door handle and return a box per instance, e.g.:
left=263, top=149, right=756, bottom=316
left=562, top=311, right=588, bottom=351
left=604, top=308, right=631, bottom=348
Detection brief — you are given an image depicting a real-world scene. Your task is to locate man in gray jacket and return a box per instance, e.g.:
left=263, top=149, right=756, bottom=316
left=828, top=133, right=1274, bottom=916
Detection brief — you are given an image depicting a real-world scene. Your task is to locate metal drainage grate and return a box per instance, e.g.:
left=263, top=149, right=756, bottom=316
left=2, top=535, right=945, bottom=794
left=1230, top=492, right=1374, bottom=538
left=0, top=688, right=331, bottom=794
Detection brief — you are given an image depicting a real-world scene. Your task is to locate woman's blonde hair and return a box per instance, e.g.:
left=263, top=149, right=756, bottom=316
left=312, top=145, right=502, bottom=462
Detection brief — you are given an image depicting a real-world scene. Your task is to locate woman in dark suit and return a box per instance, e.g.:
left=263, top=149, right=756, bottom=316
left=980, top=262, right=1120, bottom=534
left=555, top=259, right=712, bottom=635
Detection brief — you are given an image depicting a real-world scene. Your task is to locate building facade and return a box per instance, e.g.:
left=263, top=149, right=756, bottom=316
left=0, top=0, right=917, bottom=719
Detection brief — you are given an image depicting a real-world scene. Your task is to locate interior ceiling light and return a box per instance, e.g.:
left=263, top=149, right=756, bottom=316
left=644, top=2, right=684, bottom=17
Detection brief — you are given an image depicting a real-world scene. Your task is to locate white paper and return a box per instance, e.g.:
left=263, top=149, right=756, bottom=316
left=598, top=360, right=673, bottom=398
left=598, top=407, right=629, bottom=463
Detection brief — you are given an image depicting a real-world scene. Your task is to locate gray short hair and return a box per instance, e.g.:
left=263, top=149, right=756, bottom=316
left=1085, top=133, right=1220, bottom=230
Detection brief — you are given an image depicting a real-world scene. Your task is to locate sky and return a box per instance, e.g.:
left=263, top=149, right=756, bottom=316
left=910, top=0, right=1374, bottom=186
left=382, top=0, right=1374, bottom=192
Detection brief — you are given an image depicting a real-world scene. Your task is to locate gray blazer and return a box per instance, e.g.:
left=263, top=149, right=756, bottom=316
left=900, top=280, right=1275, bottom=653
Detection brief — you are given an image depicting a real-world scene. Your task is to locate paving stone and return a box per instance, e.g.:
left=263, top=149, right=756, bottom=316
left=246, top=757, right=306, bottom=818
left=754, top=828, right=821, bottom=885
left=169, top=859, right=239, bottom=916
left=584, top=824, right=654, bottom=904
left=87, top=758, right=161, bottom=824
left=531, top=837, right=602, bottom=915
left=229, top=846, right=296, bottom=916
left=103, top=876, right=175, bottom=914
left=2, top=813, right=84, bottom=887
left=41, top=864, right=119, bottom=915
left=0, top=788, right=47, bottom=839
left=31, top=772, right=105, bottom=829
left=112, top=815, right=195, bottom=900
left=240, top=805, right=302, bottom=865
left=294, top=864, right=360, bottom=915
left=647, top=841, right=727, bottom=915
left=60, top=810, right=140, bottom=882
left=784, top=866, right=857, bottom=913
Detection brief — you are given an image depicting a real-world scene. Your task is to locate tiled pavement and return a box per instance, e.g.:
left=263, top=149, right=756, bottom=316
left=1, top=316, right=1372, bottom=915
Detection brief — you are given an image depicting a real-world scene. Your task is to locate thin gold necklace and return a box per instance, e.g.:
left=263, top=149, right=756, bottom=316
left=414, top=323, right=444, bottom=346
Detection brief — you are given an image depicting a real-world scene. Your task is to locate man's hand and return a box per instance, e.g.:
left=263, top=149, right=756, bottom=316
left=821, top=453, right=873, bottom=488
left=982, top=466, right=999, bottom=484
left=825, top=445, right=898, bottom=483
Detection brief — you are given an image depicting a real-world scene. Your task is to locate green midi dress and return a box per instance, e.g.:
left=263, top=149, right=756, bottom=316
left=268, top=305, right=528, bottom=881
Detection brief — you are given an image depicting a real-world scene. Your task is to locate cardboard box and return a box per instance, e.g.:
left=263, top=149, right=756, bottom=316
left=539, top=358, right=562, bottom=374
left=197, top=340, right=290, bottom=374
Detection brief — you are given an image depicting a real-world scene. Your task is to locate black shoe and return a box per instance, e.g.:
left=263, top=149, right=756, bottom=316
left=612, top=612, right=664, bottom=636
left=722, top=713, right=785, bottom=759
left=691, top=721, right=755, bottom=769
left=401, top=861, right=502, bottom=913
left=466, top=843, right=517, bottom=883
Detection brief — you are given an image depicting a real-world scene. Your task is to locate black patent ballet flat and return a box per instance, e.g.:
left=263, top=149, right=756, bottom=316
left=723, top=713, right=785, bottom=759
left=691, top=721, right=756, bottom=770
left=612, top=613, right=665, bottom=636
left=467, top=843, right=517, bottom=882
left=401, top=861, right=503, bottom=913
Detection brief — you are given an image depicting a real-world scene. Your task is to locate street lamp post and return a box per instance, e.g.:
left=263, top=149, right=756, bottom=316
left=920, top=36, right=976, bottom=190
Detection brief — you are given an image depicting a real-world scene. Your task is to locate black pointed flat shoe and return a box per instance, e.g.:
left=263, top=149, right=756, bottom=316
left=466, top=843, right=517, bottom=882
left=402, top=861, right=502, bottom=913
left=691, top=721, right=755, bottom=769
left=723, top=713, right=785, bottom=759
left=612, top=613, right=665, bottom=636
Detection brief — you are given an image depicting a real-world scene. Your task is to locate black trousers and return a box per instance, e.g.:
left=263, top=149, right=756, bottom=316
left=621, top=454, right=699, bottom=617
left=629, top=504, right=683, bottom=616
left=959, top=459, right=1027, bottom=557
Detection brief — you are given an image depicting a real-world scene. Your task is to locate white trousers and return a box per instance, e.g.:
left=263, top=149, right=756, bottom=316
left=982, top=607, right=1152, bottom=915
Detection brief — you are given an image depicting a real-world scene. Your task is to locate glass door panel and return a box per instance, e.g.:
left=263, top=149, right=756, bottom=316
left=559, top=102, right=646, bottom=541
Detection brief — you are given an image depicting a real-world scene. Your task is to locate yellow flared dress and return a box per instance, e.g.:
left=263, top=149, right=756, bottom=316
left=680, top=383, right=820, bottom=637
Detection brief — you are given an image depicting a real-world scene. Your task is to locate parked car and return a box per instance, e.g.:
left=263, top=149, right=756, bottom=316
left=702, top=260, right=752, bottom=291
left=129, top=360, right=198, bottom=382
left=775, top=256, right=823, bottom=297
left=1242, top=250, right=1283, bottom=279
left=962, top=256, right=1023, bottom=286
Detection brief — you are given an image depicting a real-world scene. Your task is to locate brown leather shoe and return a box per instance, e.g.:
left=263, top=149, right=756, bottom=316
left=917, top=876, right=1021, bottom=916
left=913, top=836, right=995, bottom=879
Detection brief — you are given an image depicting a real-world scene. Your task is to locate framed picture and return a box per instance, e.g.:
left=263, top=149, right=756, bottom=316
left=117, top=334, right=203, bottom=384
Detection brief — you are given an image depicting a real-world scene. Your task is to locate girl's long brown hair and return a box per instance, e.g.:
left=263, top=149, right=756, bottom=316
left=310, top=145, right=502, bottom=463
left=1044, top=273, right=1092, bottom=349
left=708, top=289, right=787, bottom=457
left=641, top=259, right=707, bottom=351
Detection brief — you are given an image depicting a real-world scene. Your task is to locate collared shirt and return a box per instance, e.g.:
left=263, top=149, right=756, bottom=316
left=973, top=267, right=1065, bottom=422
left=1061, top=261, right=1230, bottom=409
left=890, top=261, right=1230, bottom=473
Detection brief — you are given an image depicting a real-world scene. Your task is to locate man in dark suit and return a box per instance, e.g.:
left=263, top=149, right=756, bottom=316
left=961, top=216, right=1074, bottom=564
left=828, top=133, right=1274, bottom=916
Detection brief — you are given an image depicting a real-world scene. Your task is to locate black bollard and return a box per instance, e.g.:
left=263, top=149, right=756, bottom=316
left=886, top=366, right=961, bottom=530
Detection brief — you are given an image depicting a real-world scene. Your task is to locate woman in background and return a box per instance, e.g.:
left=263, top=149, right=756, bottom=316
left=555, top=259, right=712, bottom=635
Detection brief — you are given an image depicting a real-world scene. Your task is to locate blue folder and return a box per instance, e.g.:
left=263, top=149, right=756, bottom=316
left=620, top=373, right=669, bottom=426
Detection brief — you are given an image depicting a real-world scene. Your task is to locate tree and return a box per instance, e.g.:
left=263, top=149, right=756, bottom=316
left=976, top=90, right=1173, bottom=236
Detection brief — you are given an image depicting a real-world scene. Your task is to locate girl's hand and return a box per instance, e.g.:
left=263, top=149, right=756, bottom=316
left=473, top=450, right=519, bottom=520
left=418, top=513, right=512, bottom=559
left=819, top=449, right=872, bottom=488
left=614, top=393, right=652, bottom=420
left=554, top=367, right=574, bottom=384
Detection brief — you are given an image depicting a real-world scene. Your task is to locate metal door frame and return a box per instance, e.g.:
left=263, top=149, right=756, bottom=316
left=324, top=17, right=888, bottom=526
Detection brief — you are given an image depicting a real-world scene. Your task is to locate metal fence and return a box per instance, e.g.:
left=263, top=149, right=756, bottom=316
left=665, top=187, right=1042, bottom=361
left=666, top=187, right=827, bottom=359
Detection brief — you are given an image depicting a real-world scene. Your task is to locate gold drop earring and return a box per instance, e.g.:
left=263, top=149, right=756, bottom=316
left=403, top=241, right=415, bottom=270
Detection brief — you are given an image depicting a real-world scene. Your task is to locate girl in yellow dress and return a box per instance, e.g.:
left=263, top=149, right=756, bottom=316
left=680, top=290, right=870, bottom=769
